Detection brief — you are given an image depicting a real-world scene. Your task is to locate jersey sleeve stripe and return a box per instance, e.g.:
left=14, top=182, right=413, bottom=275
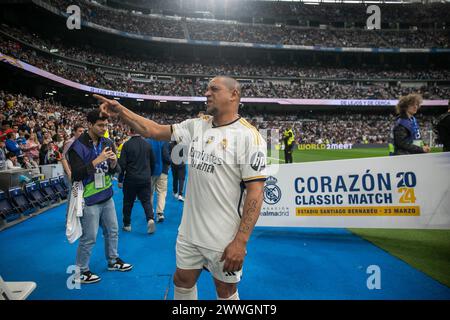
left=243, top=176, right=267, bottom=182
left=239, top=119, right=256, bottom=145
left=243, top=119, right=262, bottom=145
left=239, top=119, right=260, bottom=145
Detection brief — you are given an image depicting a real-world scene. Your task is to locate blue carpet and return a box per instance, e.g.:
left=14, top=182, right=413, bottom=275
left=1, top=177, right=449, bottom=300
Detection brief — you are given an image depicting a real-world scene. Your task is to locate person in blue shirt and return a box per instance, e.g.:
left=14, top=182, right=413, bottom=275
left=15, top=130, right=27, bottom=146
left=146, top=138, right=171, bottom=222
left=5, top=133, right=23, bottom=158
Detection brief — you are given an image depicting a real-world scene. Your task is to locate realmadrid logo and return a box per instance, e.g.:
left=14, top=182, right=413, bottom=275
left=250, top=151, right=266, bottom=172
left=264, top=176, right=281, bottom=205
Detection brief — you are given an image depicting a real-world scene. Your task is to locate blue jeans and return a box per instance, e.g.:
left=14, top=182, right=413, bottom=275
left=76, top=198, right=119, bottom=272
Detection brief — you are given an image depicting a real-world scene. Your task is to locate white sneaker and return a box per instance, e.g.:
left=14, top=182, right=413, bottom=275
left=178, top=195, right=184, bottom=202
left=123, top=225, right=131, bottom=232
left=147, top=219, right=156, bottom=234
left=157, top=213, right=165, bottom=223
left=173, top=192, right=179, bottom=199
left=75, top=270, right=101, bottom=284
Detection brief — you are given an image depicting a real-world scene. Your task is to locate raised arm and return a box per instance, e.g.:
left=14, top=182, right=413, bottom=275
left=93, top=94, right=172, bottom=141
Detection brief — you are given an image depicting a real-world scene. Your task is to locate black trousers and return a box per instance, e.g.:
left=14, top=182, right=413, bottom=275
left=122, top=181, right=153, bottom=226
left=171, top=164, right=186, bottom=195
left=284, top=145, right=293, bottom=163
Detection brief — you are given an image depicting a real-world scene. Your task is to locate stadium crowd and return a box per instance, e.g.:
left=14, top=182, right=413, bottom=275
left=4, top=25, right=450, bottom=80
left=40, top=0, right=450, bottom=48
left=0, top=91, right=438, bottom=172
left=2, top=33, right=449, bottom=100
left=107, top=0, right=450, bottom=25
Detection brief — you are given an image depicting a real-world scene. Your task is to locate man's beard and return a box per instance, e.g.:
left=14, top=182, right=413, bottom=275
left=205, top=104, right=217, bottom=116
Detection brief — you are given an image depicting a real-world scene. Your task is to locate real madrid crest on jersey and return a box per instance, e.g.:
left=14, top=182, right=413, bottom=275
left=264, top=176, right=282, bottom=205
left=220, top=138, right=228, bottom=150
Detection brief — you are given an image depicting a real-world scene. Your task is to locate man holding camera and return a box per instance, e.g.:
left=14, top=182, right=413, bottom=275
left=68, top=110, right=132, bottom=284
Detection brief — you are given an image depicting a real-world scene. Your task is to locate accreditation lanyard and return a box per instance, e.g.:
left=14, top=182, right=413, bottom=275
left=94, top=140, right=102, bottom=157
left=93, top=139, right=106, bottom=189
left=410, top=117, right=424, bottom=147
left=411, top=117, right=421, bottom=140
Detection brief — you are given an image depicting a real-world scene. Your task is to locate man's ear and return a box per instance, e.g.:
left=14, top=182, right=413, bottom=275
left=231, top=88, right=239, bottom=103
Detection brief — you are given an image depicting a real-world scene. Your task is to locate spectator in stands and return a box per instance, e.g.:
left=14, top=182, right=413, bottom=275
left=0, top=121, right=13, bottom=142
left=16, top=130, right=27, bottom=146
left=393, top=93, right=430, bottom=155
left=2, top=28, right=450, bottom=100
left=42, top=130, right=53, bottom=145
left=53, top=133, right=65, bottom=150
left=11, top=124, right=19, bottom=139
left=5, top=95, right=15, bottom=110
left=0, top=140, right=6, bottom=171
left=68, top=109, right=132, bottom=284
left=44, top=141, right=62, bottom=164
left=39, top=143, right=49, bottom=165
left=5, top=152, right=22, bottom=170
left=61, top=124, right=85, bottom=181
left=23, top=133, right=41, bottom=163
left=5, top=133, right=23, bottom=158
left=23, top=155, right=39, bottom=170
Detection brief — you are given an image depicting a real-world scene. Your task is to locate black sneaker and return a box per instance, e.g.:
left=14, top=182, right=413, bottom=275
left=76, top=270, right=101, bottom=284
left=108, top=257, right=133, bottom=272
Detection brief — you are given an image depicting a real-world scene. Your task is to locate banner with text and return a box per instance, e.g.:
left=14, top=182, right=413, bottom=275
left=258, top=153, right=450, bottom=229
left=1, top=52, right=448, bottom=107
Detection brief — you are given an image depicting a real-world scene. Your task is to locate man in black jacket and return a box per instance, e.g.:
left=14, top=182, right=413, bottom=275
left=118, top=129, right=156, bottom=234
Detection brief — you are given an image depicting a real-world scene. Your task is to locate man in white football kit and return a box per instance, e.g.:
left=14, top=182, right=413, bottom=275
left=94, top=76, right=267, bottom=300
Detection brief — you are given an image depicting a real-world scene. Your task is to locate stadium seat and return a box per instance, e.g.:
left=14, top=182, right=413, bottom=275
left=0, top=276, right=36, bottom=300
left=58, top=175, right=69, bottom=193
left=39, top=179, right=59, bottom=203
left=50, top=177, right=67, bottom=200
left=0, top=191, right=19, bottom=222
left=8, top=187, right=35, bottom=216
left=25, top=182, right=49, bottom=208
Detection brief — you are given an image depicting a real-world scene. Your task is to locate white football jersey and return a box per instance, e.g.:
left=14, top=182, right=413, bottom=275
left=171, top=115, right=267, bottom=252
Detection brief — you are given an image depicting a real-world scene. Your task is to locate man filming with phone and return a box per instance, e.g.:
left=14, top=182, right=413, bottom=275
left=68, top=110, right=133, bottom=284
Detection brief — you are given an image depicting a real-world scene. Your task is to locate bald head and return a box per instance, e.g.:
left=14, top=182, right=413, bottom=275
left=205, top=76, right=242, bottom=117
left=211, top=76, right=241, bottom=102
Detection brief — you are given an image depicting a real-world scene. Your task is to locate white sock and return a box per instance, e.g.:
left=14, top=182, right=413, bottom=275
left=174, top=285, right=198, bottom=300
left=217, top=290, right=239, bottom=300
